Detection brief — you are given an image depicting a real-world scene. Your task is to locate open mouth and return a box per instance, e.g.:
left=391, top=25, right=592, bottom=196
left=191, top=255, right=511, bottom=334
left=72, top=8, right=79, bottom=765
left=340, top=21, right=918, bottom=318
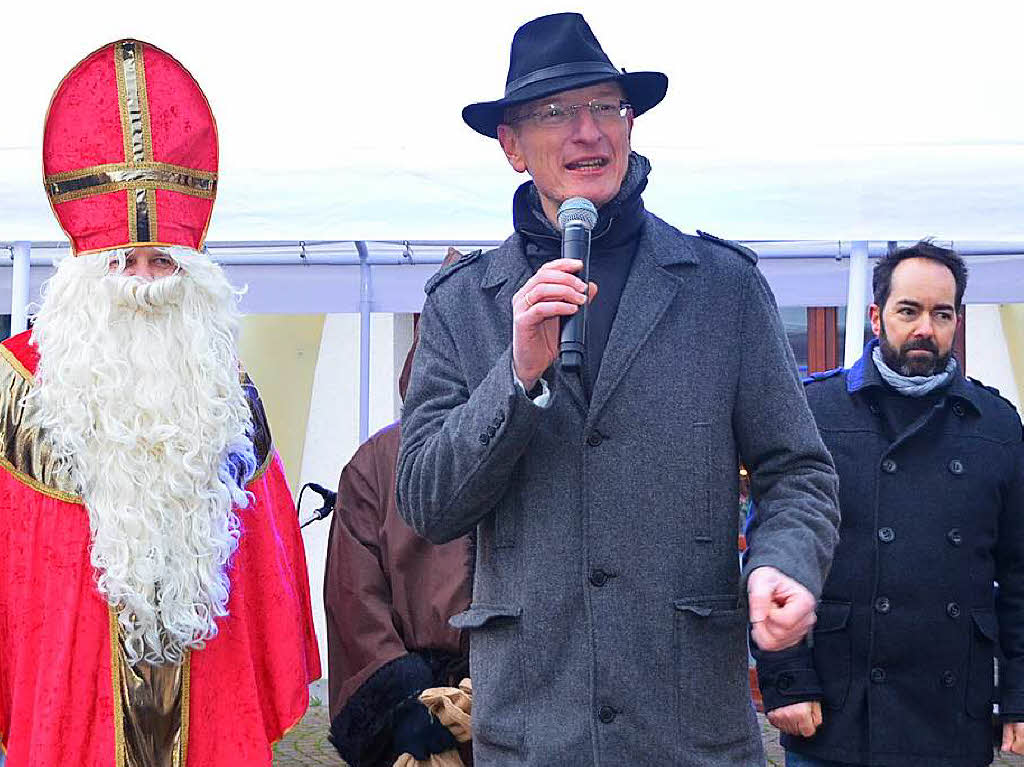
left=565, top=158, right=608, bottom=171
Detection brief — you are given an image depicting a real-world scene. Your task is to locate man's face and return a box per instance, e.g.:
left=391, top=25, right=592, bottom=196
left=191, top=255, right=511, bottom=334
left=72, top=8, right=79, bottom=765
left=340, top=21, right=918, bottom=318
left=497, top=82, right=633, bottom=224
left=869, top=257, right=958, bottom=376
left=109, top=246, right=178, bottom=279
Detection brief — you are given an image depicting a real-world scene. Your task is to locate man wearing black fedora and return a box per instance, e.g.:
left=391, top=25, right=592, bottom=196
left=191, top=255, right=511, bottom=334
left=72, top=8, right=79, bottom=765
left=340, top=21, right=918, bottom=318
left=398, top=12, right=840, bottom=765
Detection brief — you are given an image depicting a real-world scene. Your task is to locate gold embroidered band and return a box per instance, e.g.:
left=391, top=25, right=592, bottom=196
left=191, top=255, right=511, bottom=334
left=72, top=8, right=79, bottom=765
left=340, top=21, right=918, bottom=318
left=45, top=165, right=217, bottom=204
left=114, top=40, right=161, bottom=242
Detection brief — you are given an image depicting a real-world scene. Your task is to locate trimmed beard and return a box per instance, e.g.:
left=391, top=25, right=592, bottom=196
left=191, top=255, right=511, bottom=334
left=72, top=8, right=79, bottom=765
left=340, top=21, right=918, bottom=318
left=878, top=317, right=952, bottom=377
left=25, top=247, right=257, bottom=666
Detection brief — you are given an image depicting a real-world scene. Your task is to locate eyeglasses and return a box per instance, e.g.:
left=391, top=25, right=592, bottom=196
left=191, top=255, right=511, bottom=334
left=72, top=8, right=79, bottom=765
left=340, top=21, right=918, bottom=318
left=510, top=99, right=633, bottom=129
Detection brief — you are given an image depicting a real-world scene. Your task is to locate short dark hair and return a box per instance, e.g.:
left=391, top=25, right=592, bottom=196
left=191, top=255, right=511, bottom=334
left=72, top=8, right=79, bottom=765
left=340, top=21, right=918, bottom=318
left=872, top=239, right=968, bottom=310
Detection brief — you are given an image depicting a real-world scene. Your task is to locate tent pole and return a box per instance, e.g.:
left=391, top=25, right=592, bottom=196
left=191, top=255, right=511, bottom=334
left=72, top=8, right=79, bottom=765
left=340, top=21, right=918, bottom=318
left=356, top=241, right=371, bottom=442
left=843, top=240, right=869, bottom=367
left=11, top=242, right=31, bottom=335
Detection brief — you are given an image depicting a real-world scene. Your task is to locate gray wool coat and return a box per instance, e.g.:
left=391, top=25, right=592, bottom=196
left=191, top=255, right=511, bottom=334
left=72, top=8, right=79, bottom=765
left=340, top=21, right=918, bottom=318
left=397, top=213, right=840, bottom=766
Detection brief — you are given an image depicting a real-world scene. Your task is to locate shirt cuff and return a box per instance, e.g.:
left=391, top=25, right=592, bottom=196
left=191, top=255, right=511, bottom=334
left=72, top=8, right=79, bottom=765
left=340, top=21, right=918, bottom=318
left=511, top=361, right=552, bottom=408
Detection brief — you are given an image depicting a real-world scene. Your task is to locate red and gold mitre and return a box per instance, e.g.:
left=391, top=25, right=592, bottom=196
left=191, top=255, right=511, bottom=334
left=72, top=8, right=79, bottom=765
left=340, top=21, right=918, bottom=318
left=43, top=40, right=218, bottom=255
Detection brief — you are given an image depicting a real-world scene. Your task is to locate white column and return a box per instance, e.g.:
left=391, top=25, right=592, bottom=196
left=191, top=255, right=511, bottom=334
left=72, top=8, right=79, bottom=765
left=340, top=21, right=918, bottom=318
left=299, top=312, right=401, bottom=684
left=11, top=241, right=31, bottom=334
left=843, top=240, right=869, bottom=367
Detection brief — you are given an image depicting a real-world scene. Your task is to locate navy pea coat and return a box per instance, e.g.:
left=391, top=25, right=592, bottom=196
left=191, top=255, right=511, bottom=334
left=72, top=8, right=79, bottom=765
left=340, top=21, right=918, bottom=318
left=397, top=213, right=840, bottom=766
left=756, top=341, right=1024, bottom=767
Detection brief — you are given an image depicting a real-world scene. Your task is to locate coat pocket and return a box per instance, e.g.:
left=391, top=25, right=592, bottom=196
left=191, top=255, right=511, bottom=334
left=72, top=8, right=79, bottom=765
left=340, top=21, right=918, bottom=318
left=449, top=604, right=525, bottom=751
left=673, top=595, right=755, bottom=749
left=810, top=600, right=852, bottom=711
left=965, top=608, right=997, bottom=719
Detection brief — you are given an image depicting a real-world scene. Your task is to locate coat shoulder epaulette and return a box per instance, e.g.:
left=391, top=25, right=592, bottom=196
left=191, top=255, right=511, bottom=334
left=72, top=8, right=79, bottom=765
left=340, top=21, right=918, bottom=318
left=967, top=376, right=1020, bottom=417
left=425, top=249, right=484, bottom=295
left=696, top=230, right=758, bottom=264
left=803, top=367, right=844, bottom=386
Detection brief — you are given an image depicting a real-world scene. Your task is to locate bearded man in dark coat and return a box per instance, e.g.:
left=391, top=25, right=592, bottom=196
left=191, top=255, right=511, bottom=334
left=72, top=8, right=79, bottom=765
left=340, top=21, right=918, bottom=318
left=756, top=241, right=1024, bottom=767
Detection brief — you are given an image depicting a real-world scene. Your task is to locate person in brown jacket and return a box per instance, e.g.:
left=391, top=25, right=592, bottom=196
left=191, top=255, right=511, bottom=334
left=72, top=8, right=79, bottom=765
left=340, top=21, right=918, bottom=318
left=326, top=258, right=474, bottom=767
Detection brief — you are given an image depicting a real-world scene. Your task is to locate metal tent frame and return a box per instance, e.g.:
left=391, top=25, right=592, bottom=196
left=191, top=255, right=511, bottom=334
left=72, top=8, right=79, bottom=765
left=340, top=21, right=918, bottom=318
left=5, top=239, right=1024, bottom=441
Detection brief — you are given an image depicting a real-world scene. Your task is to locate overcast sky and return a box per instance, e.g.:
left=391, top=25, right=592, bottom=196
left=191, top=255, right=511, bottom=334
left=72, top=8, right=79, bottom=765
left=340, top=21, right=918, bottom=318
left=3, top=0, right=1024, bottom=240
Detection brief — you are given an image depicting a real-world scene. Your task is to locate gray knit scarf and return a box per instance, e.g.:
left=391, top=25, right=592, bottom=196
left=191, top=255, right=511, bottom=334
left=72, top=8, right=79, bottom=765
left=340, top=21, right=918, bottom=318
left=872, top=345, right=957, bottom=397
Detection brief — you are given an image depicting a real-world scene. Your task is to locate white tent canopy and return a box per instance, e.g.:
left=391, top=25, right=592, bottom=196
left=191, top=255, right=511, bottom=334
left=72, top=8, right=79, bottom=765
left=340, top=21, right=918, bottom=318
left=5, top=1, right=1024, bottom=384
left=4, top=1, right=1024, bottom=243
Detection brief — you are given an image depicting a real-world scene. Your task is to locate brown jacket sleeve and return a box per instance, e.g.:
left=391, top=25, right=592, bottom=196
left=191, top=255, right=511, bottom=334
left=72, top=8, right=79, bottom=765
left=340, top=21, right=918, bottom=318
left=325, top=424, right=471, bottom=767
left=326, top=427, right=409, bottom=717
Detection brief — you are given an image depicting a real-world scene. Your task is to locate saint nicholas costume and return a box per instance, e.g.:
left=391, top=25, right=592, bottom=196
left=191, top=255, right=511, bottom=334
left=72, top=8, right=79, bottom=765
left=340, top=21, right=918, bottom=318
left=0, top=40, right=320, bottom=767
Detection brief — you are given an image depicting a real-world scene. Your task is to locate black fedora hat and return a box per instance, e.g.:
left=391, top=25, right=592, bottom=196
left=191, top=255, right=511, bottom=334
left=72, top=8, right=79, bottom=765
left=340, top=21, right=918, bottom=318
left=463, top=13, right=668, bottom=138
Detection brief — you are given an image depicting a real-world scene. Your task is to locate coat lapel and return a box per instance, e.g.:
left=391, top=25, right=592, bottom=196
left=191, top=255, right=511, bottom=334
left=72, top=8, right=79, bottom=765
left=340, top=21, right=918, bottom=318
left=587, top=217, right=699, bottom=425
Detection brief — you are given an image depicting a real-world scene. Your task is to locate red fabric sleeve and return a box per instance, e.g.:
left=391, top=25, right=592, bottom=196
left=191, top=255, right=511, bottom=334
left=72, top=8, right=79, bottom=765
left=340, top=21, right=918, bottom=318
left=186, top=453, right=321, bottom=765
left=0, top=471, right=118, bottom=766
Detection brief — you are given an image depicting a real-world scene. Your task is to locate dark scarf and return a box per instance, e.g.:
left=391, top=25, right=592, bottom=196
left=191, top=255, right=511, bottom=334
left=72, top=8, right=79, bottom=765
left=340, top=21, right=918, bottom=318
left=512, top=152, right=651, bottom=394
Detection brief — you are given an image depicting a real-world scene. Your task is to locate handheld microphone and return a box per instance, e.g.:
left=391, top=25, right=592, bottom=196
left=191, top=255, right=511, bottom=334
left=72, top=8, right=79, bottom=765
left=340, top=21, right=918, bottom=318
left=557, top=197, right=598, bottom=371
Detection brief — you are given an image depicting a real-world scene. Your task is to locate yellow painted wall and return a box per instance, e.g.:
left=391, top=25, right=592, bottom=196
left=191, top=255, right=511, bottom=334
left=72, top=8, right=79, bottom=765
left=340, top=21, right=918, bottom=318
left=999, top=305, right=1024, bottom=407
left=238, top=314, right=325, bottom=490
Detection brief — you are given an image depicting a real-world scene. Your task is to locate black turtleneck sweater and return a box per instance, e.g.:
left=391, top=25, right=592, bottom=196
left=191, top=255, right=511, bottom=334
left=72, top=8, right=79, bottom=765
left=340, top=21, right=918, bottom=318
left=512, top=152, right=650, bottom=396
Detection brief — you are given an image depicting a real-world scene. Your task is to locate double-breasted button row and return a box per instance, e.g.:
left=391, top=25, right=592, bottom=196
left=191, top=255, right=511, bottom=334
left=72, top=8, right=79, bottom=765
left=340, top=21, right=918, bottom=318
left=879, top=457, right=964, bottom=475
left=479, top=410, right=505, bottom=445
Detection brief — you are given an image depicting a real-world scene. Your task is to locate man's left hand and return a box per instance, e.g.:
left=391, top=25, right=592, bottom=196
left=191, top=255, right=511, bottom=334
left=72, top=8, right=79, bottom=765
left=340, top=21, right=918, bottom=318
left=1002, top=722, right=1024, bottom=755
left=747, top=566, right=816, bottom=651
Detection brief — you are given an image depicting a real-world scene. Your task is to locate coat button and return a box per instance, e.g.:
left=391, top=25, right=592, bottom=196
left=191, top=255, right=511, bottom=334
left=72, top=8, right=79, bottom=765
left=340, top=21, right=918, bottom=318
left=946, top=602, right=962, bottom=619
left=869, top=402, right=881, bottom=416
left=486, top=425, right=497, bottom=437
left=589, top=568, right=609, bottom=587
left=952, top=402, right=966, bottom=417
left=874, top=596, right=891, bottom=614
left=948, top=459, right=964, bottom=475
left=492, top=415, right=503, bottom=427
left=946, top=528, right=962, bottom=546
left=586, top=432, right=603, bottom=447
left=881, top=458, right=898, bottom=474
left=479, top=434, right=490, bottom=445
left=878, top=527, right=895, bottom=543
left=598, top=705, right=617, bottom=724
left=941, top=670, right=957, bottom=687
left=870, top=667, right=887, bottom=684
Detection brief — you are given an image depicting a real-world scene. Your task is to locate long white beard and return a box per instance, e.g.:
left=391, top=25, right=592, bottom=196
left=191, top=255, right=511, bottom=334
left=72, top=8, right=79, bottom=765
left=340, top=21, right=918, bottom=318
left=26, top=247, right=257, bottom=666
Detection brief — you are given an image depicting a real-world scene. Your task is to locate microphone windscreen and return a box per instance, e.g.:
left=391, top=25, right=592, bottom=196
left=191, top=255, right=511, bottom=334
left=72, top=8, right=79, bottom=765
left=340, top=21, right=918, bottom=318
left=557, top=197, right=598, bottom=231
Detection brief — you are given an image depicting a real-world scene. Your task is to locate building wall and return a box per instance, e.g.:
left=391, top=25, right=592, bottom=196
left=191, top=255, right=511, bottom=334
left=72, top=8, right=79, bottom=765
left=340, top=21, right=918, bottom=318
left=965, top=305, right=1022, bottom=410
left=238, top=314, right=326, bottom=486
left=998, top=305, right=1024, bottom=408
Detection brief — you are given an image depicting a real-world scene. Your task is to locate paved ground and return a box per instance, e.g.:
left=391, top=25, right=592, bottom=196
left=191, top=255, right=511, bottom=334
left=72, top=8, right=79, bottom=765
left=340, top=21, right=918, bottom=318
left=274, top=701, right=1024, bottom=766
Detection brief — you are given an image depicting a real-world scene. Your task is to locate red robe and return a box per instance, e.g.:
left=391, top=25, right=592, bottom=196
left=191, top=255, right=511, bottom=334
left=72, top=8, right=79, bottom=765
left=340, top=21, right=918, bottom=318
left=0, top=330, right=320, bottom=766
